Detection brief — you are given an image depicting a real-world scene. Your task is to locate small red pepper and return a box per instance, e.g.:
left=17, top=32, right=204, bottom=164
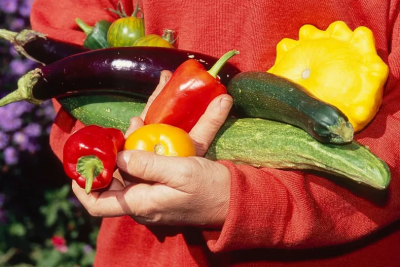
left=63, top=125, right=125, bottom=194
left=144, top=50, right=239, bottom=132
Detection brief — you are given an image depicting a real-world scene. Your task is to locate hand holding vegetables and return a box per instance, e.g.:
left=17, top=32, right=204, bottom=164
left=72, top=70, right=234, bottom=226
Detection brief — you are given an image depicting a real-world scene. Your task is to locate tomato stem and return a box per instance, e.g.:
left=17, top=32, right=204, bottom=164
left=208, top=50, right=239, bottom=79
left=132, top=0, right=140, bottom=17
left=162, top=29, right=177, bottom=44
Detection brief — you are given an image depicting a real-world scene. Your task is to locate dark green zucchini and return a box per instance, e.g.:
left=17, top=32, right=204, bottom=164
left=228, top=71, right=354, bottom=144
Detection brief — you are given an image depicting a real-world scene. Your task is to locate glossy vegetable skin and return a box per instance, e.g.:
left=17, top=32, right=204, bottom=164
left=134, top=29, right=176, bottom=48
left=124, top=124, right=196, bottom=157
left=145, top=50, right=238, bottom=132
left=63, top=125, right=125, bottom=194
left=0, top=46, right=241, bottom=107
left=228, top=71, right=354, bottom=144
left=107, top=0, right=145, bottom=47
left=0, top=29, right=88, bottom=65
left=76, top=18, right=111, bottom=50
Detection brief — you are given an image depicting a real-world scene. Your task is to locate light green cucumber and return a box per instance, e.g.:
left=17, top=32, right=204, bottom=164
left=58, top=95, right=146, bottom=131
left=205, top=118, right=390, bottom=190
left=59, top=96, right=390, bottom=190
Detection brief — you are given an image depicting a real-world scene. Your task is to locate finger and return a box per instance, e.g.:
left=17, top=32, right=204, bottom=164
left=140, top=70, right=172, bottom=119
left=72, top=180, right=152, bottom=217
left=116, top=150, right=189, bottom=188
left=124, top=116, right=145, bottom=138
left=189, top=94, right=233, bottom=156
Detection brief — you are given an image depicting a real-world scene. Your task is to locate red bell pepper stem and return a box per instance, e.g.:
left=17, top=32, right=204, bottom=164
left=76, top=155, right=104, bottom=194
left=208, top=50, right=239, bottom=78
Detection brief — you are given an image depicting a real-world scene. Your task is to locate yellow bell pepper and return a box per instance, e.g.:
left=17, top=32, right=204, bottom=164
left=268, top=21, right=389, bottom=132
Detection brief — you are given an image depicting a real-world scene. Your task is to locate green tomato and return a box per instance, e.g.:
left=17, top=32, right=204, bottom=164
left=107, top=17, right=145, bottom=47
left=106, top=0, right=145, bottom=47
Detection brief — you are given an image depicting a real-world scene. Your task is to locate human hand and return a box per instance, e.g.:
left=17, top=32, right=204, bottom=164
left=72, top=70, right=234, bottom=227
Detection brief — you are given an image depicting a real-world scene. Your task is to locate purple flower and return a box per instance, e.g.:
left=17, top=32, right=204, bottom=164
left=0, top=0, right=18, bottom=13
left=44, top=105, right=56, bottom=120
left=9, top=45, right=19, bottom=57
left=0, top=105, right=26, bottom=132
left=83, top=245, right=93, bottom=254
left=46, top=125, right=52, bottom=135
left=4, top=147, right=18, bottom=165
left=6, top=101, right=34, bottom=117
left=9, top=18, right=25, bottom=31
left=9, top=59, right=30, bottom=76
left=0, top=112, right=22, bottom=132
left=0, top=132, right=10, bottom=150
left=19, top=1, right=31, bottom=17
left=68, top=196, right=81, bottom=207
left=25, top=142, right=40, bottom=153
left=13, top=131, right=29, bottom=147
left=0, top=193, right=5, bottom=208
left=24, top=122, right=42, bottom=137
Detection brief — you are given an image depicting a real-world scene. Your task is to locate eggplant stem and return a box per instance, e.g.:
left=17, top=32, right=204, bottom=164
left=0, top=29, right=18, bottom=42
left=0, top=69, right=43, bottom=107
left=0, top=29, right=47, bottom=65
left=208, top=50, right=240, bottom=78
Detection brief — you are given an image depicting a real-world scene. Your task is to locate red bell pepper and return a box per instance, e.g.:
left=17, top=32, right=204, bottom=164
left=144, top=50, right=239, bottom=132
left=63, top=125, right=125, bottom=194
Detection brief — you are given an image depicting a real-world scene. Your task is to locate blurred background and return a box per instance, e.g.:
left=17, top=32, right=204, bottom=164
left=0, top=0, right=101, bottom=266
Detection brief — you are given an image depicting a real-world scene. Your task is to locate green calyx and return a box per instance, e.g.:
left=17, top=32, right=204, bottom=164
left=107, top=0, right=143, bottom=18
left=0, top=68, right=43, bottom=107
left=161, top=29, right=177, bottom=44
left=76, top=155, right=104, bottom=194
left=208, top=50, right=240, bottom=78
left=0, top=29, right=47, bottom=65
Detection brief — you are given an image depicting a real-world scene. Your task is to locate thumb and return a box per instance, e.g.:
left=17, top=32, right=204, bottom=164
left=116, top=150, right=186, bottom=187
left=190, top=94, right=233, bottom=156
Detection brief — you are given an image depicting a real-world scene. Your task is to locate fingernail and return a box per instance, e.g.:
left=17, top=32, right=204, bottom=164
left=220, top=97, right=233, bottom=110
left=117, top=151, right=131, bottom=171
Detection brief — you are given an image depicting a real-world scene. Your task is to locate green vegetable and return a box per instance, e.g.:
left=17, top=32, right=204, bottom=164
left=75, top=18, right=111, bottom=50
left=58, top=95, right=145, bottom=130
left=228, top=71, right=354, bottom=144
left=58, top=95, right=390, bottom=190
left=107, top=0, right=145, bottom=47
left=206, top=118, right=390, bottom=190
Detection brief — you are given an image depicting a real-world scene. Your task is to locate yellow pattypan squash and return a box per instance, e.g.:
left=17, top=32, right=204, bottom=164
left=268, top=21, right=389, bottom=132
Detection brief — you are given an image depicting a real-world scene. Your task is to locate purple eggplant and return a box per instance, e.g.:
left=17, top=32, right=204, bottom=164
left=0, top=29, right=88, bottom=65
left=0, top=46, right=241, bottom=106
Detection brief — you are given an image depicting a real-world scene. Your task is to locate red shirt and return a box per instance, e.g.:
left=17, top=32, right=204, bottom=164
left=31, top=0, right=400, bottom=266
